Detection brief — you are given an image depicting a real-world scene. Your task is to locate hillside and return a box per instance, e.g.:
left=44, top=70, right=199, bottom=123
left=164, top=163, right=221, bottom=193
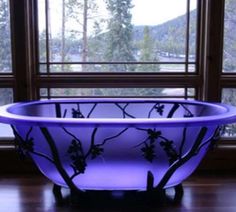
left=132, top=10, right=197, bottom=56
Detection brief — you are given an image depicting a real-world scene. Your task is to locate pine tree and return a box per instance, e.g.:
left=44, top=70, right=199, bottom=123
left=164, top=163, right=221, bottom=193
left=105, top=0, right=135, bottom=72
left=137, top=26, right=160, bottom=72
left=87, top=21, right=107, bottom=71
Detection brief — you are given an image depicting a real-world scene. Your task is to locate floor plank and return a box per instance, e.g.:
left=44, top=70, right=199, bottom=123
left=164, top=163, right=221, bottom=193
left=1, top=173, right=236, bottom=211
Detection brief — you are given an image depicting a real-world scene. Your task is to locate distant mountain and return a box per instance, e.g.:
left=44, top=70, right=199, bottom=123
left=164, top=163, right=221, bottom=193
left=132, top=10, right=197, bottom=56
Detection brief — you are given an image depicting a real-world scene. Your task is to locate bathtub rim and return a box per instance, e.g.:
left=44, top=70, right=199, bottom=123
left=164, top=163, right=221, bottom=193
left=0, top=98, right=236, bottom=127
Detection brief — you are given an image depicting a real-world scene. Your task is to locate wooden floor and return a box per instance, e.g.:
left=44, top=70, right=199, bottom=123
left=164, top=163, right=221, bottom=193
left=1, top=173, right=236, bottom=212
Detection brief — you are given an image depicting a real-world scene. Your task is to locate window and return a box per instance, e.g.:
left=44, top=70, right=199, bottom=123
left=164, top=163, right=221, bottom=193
left=0, top=0, right=13, bottom=99
left=0, top=1, right=231, bottom=143
left=38, top=0, right=197, bottom=72
left=0, top=0, right=12, bottom=73
left=221, top=0, right=236, bottom=137
left=0, top=0, right=14, bottom=139
left=34, top=0, right=199, bottom=100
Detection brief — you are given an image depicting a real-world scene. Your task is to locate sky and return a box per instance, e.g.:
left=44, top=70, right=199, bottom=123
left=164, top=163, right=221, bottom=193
left=131, top=0, right=197, bottom=25
left=38, top=0, right=197, bottom=34
left=95, top=0, right=197, bottom=25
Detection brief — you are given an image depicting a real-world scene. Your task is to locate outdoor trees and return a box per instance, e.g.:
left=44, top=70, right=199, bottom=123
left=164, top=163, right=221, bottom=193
left=137, top=26, right=160, bottom=72
left=105, top=0, right=135, bottom=72
left=51, top=0, right=100, bottom=72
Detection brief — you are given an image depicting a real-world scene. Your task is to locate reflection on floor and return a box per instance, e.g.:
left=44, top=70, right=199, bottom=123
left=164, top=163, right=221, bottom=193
left=0, top=173, right=236, bottom=211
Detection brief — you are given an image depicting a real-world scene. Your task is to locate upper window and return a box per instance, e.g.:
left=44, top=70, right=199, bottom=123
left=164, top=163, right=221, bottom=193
left=223, top=0, right=236, bottom=73
left=37, top=0, right=197, bottom=73
left=221, top=0, right=236, bottom=137
left=0, top=0, right=12, bottom=73
left=0, top=0, right=14, bottom=138
left=0, top=0, right=13, bottom=105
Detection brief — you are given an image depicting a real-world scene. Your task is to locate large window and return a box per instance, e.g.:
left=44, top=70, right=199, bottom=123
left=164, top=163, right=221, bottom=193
left=0, top=0, right=233, bottom=143
left=35, top=0, right=199, bottom=100
left=0, top=0, right=14, bottom=138
left=221, top=0, right=236, bottom=137
left=0, top=0, right=12, bottom=73
left=38, top=0, right=197, bottom=73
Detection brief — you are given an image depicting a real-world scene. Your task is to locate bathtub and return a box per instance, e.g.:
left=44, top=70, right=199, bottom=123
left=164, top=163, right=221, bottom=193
left=1, top=99, right=236, bottom=203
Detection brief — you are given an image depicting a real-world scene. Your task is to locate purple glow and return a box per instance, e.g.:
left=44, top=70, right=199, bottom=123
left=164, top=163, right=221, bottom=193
left=0, top=99, right=236, bottom=191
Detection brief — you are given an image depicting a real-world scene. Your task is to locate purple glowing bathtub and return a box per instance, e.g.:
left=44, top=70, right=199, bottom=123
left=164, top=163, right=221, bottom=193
left=1, top=99, right=236, bottom=201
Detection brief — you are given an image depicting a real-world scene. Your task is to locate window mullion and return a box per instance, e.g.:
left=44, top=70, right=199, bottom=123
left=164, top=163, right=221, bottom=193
left=10, top=0, right=31, bottom=101
left=185, top=0, right=190, bottom=74
left=203, top=0, right=225, bottom=101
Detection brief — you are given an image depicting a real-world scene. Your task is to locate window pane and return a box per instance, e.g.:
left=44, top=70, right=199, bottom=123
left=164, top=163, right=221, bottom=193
left=38, top=0, right=197, bottom=73
left=0, top=88, right=13, bottom=105
left=40, top=87, right=195, bottom=99
left=0, top=0, right=12, bottom=73
left=39, top=63, right=195, bottom=73
left=0, top=88, right=14, bottom=138
left=221, top=88, right=236, bottom=137
left=38, top=0, right=47, bottom=63
left=189, top=0, right=197, bottom=61
left=223, top=0, right=236, bottom=72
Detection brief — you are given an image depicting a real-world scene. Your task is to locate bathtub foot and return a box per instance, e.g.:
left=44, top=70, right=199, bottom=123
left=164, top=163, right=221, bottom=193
left=147, top=184, right=183, bottom=205
left=52, top=184, right=64, bottom=205
left=173, top=183, right=184, bottom=203
left=146, top=170, right=154, bottom=190
left=51, top=179, right=183, bottom=207
left=52, top=186, right=183, bottom=208
left=146, top=171, right=183, bottom=204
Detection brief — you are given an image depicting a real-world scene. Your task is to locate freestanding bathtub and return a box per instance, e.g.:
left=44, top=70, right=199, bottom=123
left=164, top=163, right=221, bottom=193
left=1, top=98, right=236, bottom=204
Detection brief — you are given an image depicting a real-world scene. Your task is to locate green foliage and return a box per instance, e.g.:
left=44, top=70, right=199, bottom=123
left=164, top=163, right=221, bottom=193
left=136, top=26, right=160, bottom=72
left=87, top=21, right=107, bottom=71
left=139, top=27, right=155, bottom=61
left=105, top=0, right=136, bottom=71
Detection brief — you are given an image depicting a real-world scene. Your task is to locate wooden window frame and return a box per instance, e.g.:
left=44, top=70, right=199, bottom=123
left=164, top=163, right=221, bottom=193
left=28, top=0, right=202, bottom=100
left=1, top=1, right=226, bottom=95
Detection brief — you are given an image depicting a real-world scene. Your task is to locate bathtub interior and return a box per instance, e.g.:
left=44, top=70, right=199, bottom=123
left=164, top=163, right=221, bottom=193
left=7, top=100, right=227, bottom=119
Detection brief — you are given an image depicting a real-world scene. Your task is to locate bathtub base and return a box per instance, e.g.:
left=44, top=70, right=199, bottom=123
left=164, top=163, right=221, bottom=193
left=52, top=183, right=184, bottom=207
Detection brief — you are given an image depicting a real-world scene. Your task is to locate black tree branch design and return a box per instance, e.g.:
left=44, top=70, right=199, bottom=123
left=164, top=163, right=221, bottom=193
left=12, top=125, right=54, bottom=163
left=40, top=127, right=80, bottom=193
left=155, top=127, right=211, bottom=190
left=72, top=103, right=84, bottom=118
left=115, top=103, right=136, bottom=118
left=63, top=126, right=128, bottom=180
